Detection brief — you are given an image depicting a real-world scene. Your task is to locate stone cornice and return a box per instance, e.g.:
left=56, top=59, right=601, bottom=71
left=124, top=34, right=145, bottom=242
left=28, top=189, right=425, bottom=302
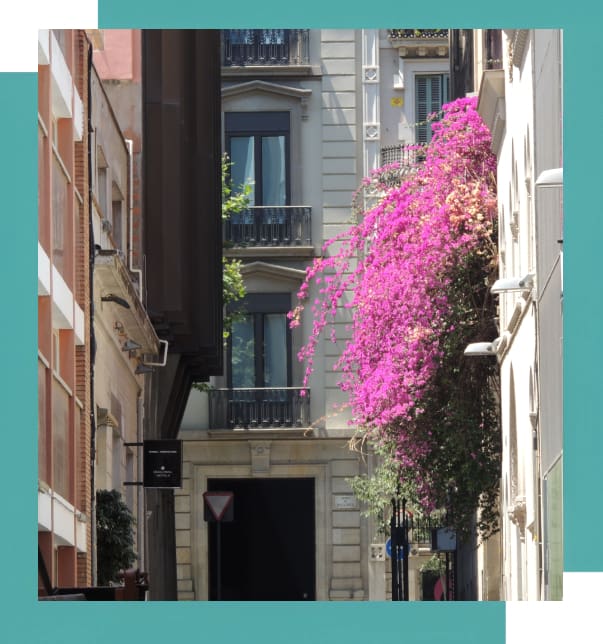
left=387, top=30, right=449, bottom=59
left=222, top=80, right=312, bottom=117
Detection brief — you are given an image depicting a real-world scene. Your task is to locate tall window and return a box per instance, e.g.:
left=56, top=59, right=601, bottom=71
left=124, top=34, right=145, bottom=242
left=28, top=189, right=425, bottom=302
left=229, top=293, right=292, bottom=389
left=415, top=74, right=449, bottom=144
left=225, top=112, right=290, bottom=207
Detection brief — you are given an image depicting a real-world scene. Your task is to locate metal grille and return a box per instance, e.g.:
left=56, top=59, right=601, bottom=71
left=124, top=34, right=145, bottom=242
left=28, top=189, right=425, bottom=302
left=224, top=206, right=311, bottom=247
left=208, top=387, right=310, bottom=429
left=222, top=29, right=310, bottom=66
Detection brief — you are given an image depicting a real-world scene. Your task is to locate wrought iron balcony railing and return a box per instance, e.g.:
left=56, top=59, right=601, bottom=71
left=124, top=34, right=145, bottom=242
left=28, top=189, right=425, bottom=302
left=224, top=206, right=312, bottom=247
left=208, top=387, right=311, bottom=429
left=222, top=29, right=310, bottom=67
left=380, top=144, right=423, bottom=168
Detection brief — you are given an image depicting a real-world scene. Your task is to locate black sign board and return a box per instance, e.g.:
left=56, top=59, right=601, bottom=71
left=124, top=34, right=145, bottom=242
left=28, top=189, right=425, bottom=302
left=143, top=440, right=182, bottom=488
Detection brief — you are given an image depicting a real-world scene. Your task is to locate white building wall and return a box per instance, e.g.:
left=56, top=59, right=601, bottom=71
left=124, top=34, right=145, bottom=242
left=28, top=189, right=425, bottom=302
left=489, top=29, right=562, bottom=601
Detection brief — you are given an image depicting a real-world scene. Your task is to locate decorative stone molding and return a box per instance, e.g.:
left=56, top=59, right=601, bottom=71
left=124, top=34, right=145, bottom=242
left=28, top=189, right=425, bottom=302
left=364, top=124, right=380, bottom=140
left=388, top=30, right=449, bottom=59
left=363, top=66, right=378, bottom=83
left=508, top=495, right=527, bottom=537
left=240, top=261, right=307, bottom=284
left=510, top=209, right=519, bottom=240
left=222, top=80, right=312, bottom=119
left=96, top=407, right=119, bottom=428
left=249, top=440, right=272, bottom=476
left=505, top=29, right=530, bottom=74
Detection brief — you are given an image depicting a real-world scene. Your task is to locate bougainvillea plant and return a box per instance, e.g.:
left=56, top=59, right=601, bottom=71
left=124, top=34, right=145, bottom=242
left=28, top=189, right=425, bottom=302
left=290, top=97, right=501, bottom=538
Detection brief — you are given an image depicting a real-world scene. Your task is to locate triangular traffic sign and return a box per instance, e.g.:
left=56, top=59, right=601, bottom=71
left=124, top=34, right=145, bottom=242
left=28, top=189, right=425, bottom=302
left=203, top=491, right=234, bottom=521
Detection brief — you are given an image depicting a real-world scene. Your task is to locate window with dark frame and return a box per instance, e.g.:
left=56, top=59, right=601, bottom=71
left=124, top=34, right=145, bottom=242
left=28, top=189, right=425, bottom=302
left=228, top=293, right=292, bottom=389
left=225, top=111, right=290, bottom=208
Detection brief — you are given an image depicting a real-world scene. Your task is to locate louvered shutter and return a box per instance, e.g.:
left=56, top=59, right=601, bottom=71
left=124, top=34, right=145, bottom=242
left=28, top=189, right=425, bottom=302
left=415, top=74, right=449, bottom=144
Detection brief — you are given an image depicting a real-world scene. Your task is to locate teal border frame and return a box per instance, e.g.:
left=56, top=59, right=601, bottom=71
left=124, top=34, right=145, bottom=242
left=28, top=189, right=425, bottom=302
left=2, top=1, right=598, bottom=641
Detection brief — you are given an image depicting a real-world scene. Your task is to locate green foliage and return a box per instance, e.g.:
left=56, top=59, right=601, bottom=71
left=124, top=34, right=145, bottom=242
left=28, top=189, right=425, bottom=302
left=420, top=554, right=445, bottom=574
left=221, top=153, right=250, bottom=340
left=347, top=439, right=408, bottom=535
left=96, top=489, right=136, bottom=585
left=221, top=153, right=252, bottom=222
left=193, top=155, right=250, bottom=394
left=223, top=256, right=246, bottom=336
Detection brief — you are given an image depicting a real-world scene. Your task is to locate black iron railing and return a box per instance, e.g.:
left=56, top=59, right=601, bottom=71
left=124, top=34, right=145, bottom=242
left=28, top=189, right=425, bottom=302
left=208, top=387, right=310, bottom=429
left=224, top=206, right=312, bottom=247
left=380, top=144, right=422, bottom=167
left=222, top=29, right=310, bottom=66
left=408, top=517, right=443, bottom=546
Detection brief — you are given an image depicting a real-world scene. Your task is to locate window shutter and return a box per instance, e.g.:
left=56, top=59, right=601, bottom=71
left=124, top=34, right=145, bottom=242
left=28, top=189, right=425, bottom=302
left=415, top=74, right=450, bottom=144
left=416, top=76, right=430, bottom=144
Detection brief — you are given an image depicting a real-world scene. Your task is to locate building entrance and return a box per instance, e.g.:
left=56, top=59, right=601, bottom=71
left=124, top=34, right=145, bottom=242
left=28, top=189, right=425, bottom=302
left=207, top=477, right=315, bottom=600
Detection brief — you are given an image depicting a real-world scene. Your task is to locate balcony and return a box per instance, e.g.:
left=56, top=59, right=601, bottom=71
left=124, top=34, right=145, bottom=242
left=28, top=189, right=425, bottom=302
left=388, top=29, right=449, bottom=39
left=222, top=29, right=310, bottom=67
left=387, top=29, right=449, bottom=59
left=380, top=143, right=423, bottom=168
left=208, top=387, right=310, bottom=430
left=224, top=206, right=312, bottom=248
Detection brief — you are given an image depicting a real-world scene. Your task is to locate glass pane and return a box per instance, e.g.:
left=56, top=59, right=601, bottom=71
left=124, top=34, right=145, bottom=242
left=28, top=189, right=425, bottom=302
left=38, top=362, right=48, bottom=482
left=52, top=156, right=68, bottom=277
left=232, top=315, right=255, bottom=388
left=263, top=314, right=287, bottom=387
left=230, top=136, right=256, bottom=206
left=262, top=136, right=286, bottom=205
left=52, top=379, right=70, bottom=500
left=260, top=29, right=285, bottom=45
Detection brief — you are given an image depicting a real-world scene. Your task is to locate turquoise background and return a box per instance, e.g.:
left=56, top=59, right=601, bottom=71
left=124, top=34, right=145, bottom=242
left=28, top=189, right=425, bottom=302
left=2, top=0, right=599, bottom=641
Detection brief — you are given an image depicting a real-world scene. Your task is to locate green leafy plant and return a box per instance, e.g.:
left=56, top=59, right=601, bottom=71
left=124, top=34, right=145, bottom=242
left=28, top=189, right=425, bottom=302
left=96, top=489, right=136, bottom=585
left=221, top=153, right=250, bottom=339
left=193, top=155, right=250, bottom=393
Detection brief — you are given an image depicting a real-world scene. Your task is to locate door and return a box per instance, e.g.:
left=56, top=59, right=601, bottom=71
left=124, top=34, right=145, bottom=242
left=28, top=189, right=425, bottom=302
left=207, top=477, right=316, bottom=600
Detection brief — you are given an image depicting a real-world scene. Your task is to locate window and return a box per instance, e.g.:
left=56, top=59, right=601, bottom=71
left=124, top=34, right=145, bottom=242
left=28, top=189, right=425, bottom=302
left=225, top=111, right=290, bottom=207
left=112, top=198, right=123, bottom=252
left=52, top=377, right=71, bottom=500
left=229, top=293, right=292, bottom=388
left=52, top=155, right=68, bottom=277
left=415, top=74, right=449, bottom=144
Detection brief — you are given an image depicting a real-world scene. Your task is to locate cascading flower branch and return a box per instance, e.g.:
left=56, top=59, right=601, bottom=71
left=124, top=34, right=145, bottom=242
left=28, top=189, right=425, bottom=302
left=290, top=97, right=501, bottom=536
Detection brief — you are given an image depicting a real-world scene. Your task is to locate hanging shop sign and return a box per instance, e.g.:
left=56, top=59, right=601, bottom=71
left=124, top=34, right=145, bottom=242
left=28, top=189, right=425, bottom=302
left=143, top=440, right=182, bottom=488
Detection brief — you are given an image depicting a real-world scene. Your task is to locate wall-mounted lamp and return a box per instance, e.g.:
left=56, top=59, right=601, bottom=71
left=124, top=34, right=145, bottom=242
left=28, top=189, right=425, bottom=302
left=535, top=167, right=563, bottom=188
left=135, top=363, right=154, bottom=375
left=491, top=273, right=535, bottom=294
left=122, top=339, right=142, bottom=352
left=464, top=338, right=500, bottom=357
left=101, top=294, right=130, bottom=309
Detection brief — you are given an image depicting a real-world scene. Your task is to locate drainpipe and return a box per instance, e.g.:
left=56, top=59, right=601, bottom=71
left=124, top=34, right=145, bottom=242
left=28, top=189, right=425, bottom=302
left=136, top=393, right=146, bottom=572
left=87, top=38, right=98, bottom=586
left=125, top=138, right=144, bottom=304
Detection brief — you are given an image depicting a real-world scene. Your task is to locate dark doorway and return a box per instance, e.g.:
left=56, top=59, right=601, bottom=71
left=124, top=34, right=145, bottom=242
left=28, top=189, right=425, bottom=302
left=207, top=477, right=315, bottom=600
